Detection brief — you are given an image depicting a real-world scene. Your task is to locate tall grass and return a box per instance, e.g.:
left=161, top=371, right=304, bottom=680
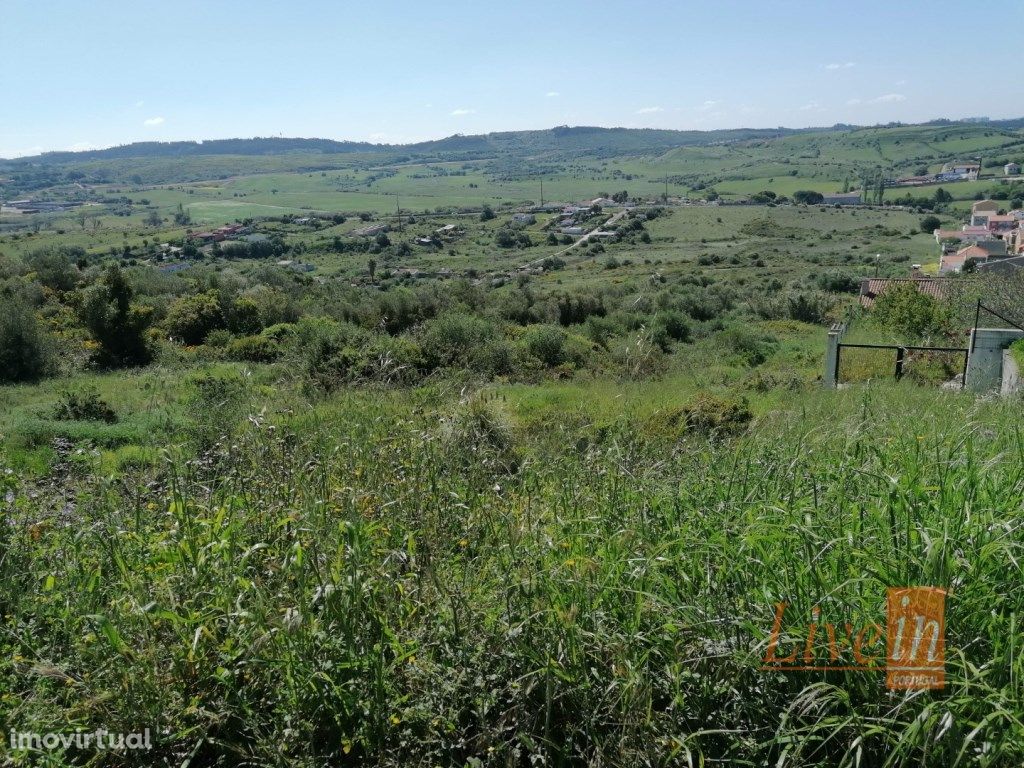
left=2, top=384, right=1024, bottom=765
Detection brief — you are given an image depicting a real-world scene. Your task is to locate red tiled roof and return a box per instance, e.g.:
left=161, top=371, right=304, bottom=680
left=859, top=277, right=948, bottom=308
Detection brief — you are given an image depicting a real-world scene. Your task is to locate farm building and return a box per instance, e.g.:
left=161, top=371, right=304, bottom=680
left=1005, top=162, right=1021, bottom=176
left=511, top=213, right=536, bottom=225
left=972, top=199, right=1000, bottom=215
left=434, top=224, right=461, bottom=237
left=977, top=254, right=1024, bottom=274
left=940, top=240, right=1009, bottom=274
left=822, top=192, right=862, bottom=205
left=354, top=223, right=389, bottom=237
left=940, top=162, right=980, bottom=180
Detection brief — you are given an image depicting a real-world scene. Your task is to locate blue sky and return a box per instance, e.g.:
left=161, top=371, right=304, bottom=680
left=1, top=0, right=1020, bottom=157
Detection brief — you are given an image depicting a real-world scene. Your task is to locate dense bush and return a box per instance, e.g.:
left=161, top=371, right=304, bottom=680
left=52, top=387, right=118, bottom=423
left=77, top=265, right=153, bottom=367
left=714, top=325, right=777, bottom=366
left=522, top=324, right=567, bottom=367
left=0, top=298, right=54, bottom=383
left=163, top=291, right=225, bottom=345
left=680, top=392, right=753, bottom=435
left=419, top=312, right=497, bottom=370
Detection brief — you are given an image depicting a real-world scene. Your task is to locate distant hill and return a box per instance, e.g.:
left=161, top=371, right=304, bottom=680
left=6, top=126, right=823, bottom=166
left=2, top=119, right=1022, bottom=197
left=6, top=119, right=1024, bottom=167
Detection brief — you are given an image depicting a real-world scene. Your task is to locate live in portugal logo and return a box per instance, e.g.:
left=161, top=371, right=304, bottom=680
left=762, top=587, right=946, bottom=690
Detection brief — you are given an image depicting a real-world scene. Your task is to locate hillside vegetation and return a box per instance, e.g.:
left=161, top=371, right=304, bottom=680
left=3, top=119, right=1024, bottom=766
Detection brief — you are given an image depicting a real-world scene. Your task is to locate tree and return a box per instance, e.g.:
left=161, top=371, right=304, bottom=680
left=934, top=188, right=953, bottom=204
left=920, top=215, right=941, bottom=234
left=480, top=204, right=495, bottom=222
left=26, top=246, right=81, bottom=292
left=793, top=190, right=824, bottom=205
left=0, top=297, right=53, bottom=382
left=145, top=209, right=162, bottom=227
left=78, top=266, right=153, bottom=366
left=872, top=283, right=950, bottom=340
left=367, top=258, right=377, bottom=283
left=164, top=291, right=225, bottom=345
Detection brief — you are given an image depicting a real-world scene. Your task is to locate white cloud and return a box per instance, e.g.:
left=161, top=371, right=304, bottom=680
left=846, top=98, right=862, bottom=106
left=870, top=93, right=906, bottom=103
left=799, top=101, right=820, bottom=111
left=697, top=100, right=718, bottom=112
left=143, top=116, right=165, bottom=126
left=825, top=61, right=856, bottom=70
left=546, top=91, right=560, bottom=97
left=450, top=108, right=475, bottom=116
left=635, top=106, right=663, bottom=114
left=134, top=100, right=145, bottom=107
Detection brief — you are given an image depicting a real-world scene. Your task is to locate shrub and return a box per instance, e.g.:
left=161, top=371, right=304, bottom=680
left=872, top=283, right=951, bottom=340
left=680, top=392, right=753, bottom=436
left=0, top=298, right=54, bottom=382
left=52, top=387, right=117, bottom=423
left=420, top=313, right=497, bottom=370
left=714, top=326, right=777, bottom=366
left=25, top=246, right=81, bottom=292
left=443, top=394, right=519, bottom=474
left=653, top=310, right=691, bottom=344
left=164, top=291, right=225, bottom=345
left=225, top=334, right=281, bottom=363
left=77, top=265, right=153, bottom=367
left=522, top=324, right=567, bottom=367
left=296, top=317, right=371, bottom=391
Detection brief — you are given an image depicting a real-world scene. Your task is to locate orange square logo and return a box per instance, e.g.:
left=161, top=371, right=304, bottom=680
left=885, top=587, right=946, bottom=690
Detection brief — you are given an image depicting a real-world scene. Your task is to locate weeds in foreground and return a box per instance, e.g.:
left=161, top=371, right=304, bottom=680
left=2, top=387, right=1023, bottom=765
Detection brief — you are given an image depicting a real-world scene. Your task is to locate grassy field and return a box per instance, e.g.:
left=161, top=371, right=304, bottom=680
left=2, top=120, right=1024, bottom=765
left=3, top=363, right=1024, bottom=764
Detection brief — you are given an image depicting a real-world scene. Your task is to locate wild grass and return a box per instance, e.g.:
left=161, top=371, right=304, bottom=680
left=2, top=381, right=1024, bottom=765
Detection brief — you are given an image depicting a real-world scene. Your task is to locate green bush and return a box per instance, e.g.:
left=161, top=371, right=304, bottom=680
left=522, top=324, right=567, bottom=367
left=225, top=334, right=281, bottom=363
left=0, top=298, right=54, bottom=382
left=681, top=392, right=753, bottom=436
left=420, top=312, right=497, bottom=370
left=52, top=387, right=118, bottom=423
left=78, top=265, right=153, bottom=367
left=163, top=290, right=225, bottom=345
left=714, top=326, right=778, bottom=366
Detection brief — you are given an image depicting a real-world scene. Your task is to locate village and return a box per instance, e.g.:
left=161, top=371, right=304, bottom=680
left=935, top=197, right=1024, bottom=273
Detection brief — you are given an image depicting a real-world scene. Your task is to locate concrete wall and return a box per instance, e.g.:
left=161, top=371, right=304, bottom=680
left=966, top=328, right=1024, bottom=392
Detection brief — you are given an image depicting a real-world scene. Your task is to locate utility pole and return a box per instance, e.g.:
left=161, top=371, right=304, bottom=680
left=540, top=179, right=544, bottom=207
left=664, top=173, right=669, bottom=201
left=396, top=195, right=403, bottom=233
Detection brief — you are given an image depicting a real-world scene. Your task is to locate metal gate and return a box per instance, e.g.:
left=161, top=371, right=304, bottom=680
left=824, top=323, right=969, bottom=388
left=835, top=343, right=969, bottom=386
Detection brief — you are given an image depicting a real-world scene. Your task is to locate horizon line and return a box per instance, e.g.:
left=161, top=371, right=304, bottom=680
left=3, top=115, right=1022, bottom=162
